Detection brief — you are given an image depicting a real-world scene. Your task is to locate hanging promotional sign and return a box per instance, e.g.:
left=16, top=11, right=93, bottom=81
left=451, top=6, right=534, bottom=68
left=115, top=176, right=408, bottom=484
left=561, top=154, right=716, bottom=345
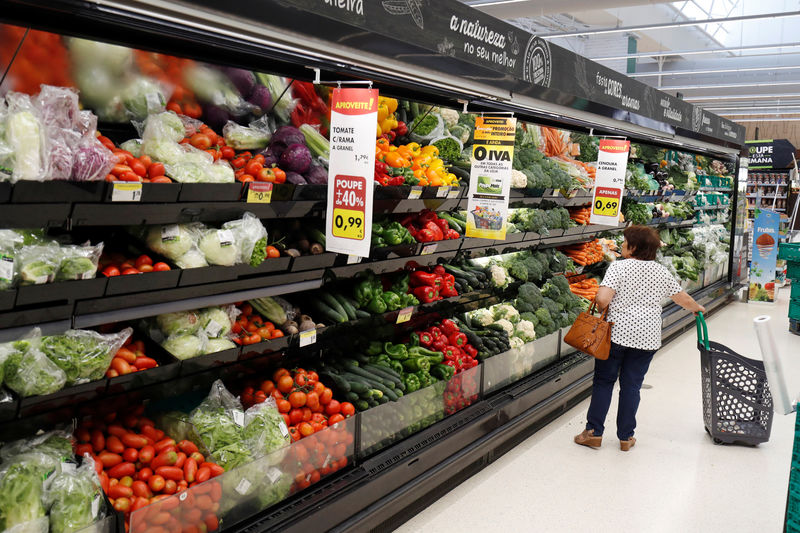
left=589, top=139, right=630, bottom=226
left=745, top=139, right=797, bottom=169
left=749, top=208, right=780, bottom=303
left=465, top=116, right=516, bottom=240
left=325, top=87, right=378, bottom=257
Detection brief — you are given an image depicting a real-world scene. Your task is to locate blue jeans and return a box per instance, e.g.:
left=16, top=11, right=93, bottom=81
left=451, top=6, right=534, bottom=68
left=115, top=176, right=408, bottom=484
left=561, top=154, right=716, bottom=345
left=585, top=342, right=656, bottom=440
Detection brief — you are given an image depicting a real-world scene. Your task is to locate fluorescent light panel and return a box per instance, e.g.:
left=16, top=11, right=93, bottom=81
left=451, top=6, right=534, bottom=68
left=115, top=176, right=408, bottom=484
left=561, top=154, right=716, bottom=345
left=719, top=111, right=800, bottom=116
left=663, top=80, right=800, bottom=90
left=704, top=104, right=800, bottom=111
left=685, top=93, right=800, bottom=101
left=733, top=117, right=800, bottom=122
left=631, top=64, right=800, bottom=77
left=591, top=42, right=800, bottom=61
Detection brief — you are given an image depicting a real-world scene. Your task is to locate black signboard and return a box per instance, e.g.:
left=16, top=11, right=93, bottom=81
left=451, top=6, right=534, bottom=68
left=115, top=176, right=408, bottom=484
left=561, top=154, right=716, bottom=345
left=188, top=0, right=744, bottom=145
left=746, top=139, right=797, bottom=169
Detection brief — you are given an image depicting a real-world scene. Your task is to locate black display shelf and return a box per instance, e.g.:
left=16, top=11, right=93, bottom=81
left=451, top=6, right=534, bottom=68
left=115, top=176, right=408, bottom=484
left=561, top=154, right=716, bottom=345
left=10, top=180, right=107, bottom=203
left=0, top=289, right=16, bottom=311
left=104, top=268, right=181, bottom=296
left=14, top=277, right=107, bottom=306
left=177, top=182, right=244, bottom=202
left=0, top=302, right=73, bottom=330
left=290, top=252, right=338, bottom=272
left=102, top=182, right=181, bottom=203
left=0, top=203, right=71, bottom=228
left=0, top=182, right=11, bottom=203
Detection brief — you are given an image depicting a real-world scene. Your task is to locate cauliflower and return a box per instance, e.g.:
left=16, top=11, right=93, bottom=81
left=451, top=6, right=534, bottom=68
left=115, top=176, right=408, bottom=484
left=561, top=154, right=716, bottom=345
left=467, top=308, right=494, bottom=327
left=440, top=108, right=460, bottom=128
left=511, top=169, right=528, bottom=189
left=495, top=319, right=514, bottom=336
left=509, top=336, right=525, bottom=350
left=489, top=264, right=510, bottom=289
left=514, top=320, right=536, bottom=342
left=492, top=304, right=520, bottom=324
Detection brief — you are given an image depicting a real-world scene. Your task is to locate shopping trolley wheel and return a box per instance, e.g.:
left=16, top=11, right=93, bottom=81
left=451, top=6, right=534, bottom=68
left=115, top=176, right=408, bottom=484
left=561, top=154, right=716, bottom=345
left=712, top=437, right=724, bottom=445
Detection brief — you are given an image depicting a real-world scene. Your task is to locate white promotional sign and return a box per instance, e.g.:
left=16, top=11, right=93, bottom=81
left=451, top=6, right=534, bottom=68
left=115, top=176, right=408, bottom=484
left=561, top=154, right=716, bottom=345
left=325, top=87, right=378, bottom=257
left=589, top=139, right=630, bottom=226
left=465, top=116, right=516, bottom=240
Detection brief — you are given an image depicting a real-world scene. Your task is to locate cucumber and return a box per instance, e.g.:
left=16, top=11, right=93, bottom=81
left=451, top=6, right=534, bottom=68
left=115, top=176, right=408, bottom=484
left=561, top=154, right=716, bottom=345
left=342, top=363, right=395, bottom=389
left=344, top=391, right=360, bottom=402
left=355, top=309, right=371, bottom=319
left=352, top=352, right=370, bottom=365
left=341, top=376, right=369, bottom=394
left=378, top=395, right=390, bottom=404
left=318, top=371, right=351, bottom=393
left=311, top=299, right=347, bottom=323
left=320, top=291, right=348, bottom=319
left=337, top=295, right=357, bottom=321
left=355, top=400, right=369, bottom=411
left=363, top=364, right=402, bottom=383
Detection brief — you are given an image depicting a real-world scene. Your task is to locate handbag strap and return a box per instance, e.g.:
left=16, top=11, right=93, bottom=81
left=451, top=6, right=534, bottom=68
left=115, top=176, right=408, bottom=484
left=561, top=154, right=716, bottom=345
left=589, top=299, right=609, bottom=321
left=695, top=312, right=709, bottom=350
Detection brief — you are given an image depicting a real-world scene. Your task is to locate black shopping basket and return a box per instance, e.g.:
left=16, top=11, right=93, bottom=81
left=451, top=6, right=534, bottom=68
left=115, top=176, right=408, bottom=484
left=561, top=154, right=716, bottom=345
left=696, top=313, right=774, bottom=445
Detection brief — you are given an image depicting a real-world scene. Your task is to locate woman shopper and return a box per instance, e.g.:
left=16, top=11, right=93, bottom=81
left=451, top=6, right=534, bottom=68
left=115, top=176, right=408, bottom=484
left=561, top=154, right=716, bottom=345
left=574, top=225, right=705, bottom=451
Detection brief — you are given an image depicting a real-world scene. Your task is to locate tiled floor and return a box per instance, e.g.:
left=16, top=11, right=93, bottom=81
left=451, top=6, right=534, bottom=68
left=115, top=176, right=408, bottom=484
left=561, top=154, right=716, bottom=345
left=395, top=288, right=799, bottom=533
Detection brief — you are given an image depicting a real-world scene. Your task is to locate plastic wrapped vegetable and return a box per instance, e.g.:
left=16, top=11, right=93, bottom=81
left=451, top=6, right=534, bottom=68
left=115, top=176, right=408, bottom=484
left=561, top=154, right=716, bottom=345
left=156, top=310, right=201, bottom=336
left=16, top=244, right=61, bottom=285
left=71, top=138, right=115, bottom=182
left=3, top=331, right=68, bottom=397
left=221, top=212, right=268, bottom=266
left=175, top=248, right=208, bottom=269
left=198, top=228, right=238, bottom=266
left=122, top=76, right=169, bottom=120
left=183, top=65, right=253, bottom=116
left=44, top=456, right=106, bottom=533
left=0, top=451, right=60, bottom=533
left=161, top=334, right=205, bottom=360
left=255, top=73, right=296, bottom=124
left=56, top=242, right=103, bottom=281
left=6, top=92, right=47, bottom=182
left=198, top=306, right=236, bottom=338
left=222, top=119, right=273, bottom=150
left=0, top=429, right=74, bottom=464
left=34, top=85, right=80, bottom=131
left=145, top=224, right=197, bottom=260
left=40, top=328, right=131, bottom=385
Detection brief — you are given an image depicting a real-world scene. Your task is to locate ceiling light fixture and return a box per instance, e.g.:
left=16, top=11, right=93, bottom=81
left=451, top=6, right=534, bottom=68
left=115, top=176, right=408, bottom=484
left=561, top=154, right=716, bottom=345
left=718, top=111, right=800, bottom=116
left=630, top=64, right=800, bottom=77
left=684, top=93, right=800, bottom=101
left=704, top=104, right=800, bottom=111
left=538, top=11, right=800, bottom=38
left=590, top=42, right=800, bottom=61
left=731, top=117, right=800, bottom=122
left=663, top=80, right=800, bottom=90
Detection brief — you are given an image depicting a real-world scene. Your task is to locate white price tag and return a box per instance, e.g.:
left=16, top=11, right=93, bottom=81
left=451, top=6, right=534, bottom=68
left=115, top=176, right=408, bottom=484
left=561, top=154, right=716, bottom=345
left=112, top=182, right=143, bottom=202
left=0, top=255, right=13, bottom=282
left=436, top=186, right=448, bottom=198
left=299, top=329, right=317, bottom=347
left=420, top=243, right=438, bottom=255
left=161, top=224, right=180, bottom=242
left=204, top=320, right=223, bottom=338
left=266, top=467, right=282, bottom=484
left=91, top=498, right=100, bottom=517
left=217, top=229, right=235, bottom=247
left=447, top=188, right=460, bottom=199
left=232, top=410, right=245, bottom=426
left=235, top=478, right=252, bottom=495
left=279, top=422, right=289, bottom=437
left=407, top=186, right=423, bottom=199
left=323, top=454, right=332, bottom=468
left=347, top=255, right=361, bottom=265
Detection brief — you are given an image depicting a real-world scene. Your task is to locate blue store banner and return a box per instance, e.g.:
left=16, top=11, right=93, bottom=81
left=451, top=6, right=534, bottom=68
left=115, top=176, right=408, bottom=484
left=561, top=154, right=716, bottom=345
left=749, top=208, right=780, bottom=302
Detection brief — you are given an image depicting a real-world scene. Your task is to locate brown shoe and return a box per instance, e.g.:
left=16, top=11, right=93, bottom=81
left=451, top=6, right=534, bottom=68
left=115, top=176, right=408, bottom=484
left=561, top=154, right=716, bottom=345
left=620, top=437, right=636, bottom=451
left=574, top=429, right=602, bottom=448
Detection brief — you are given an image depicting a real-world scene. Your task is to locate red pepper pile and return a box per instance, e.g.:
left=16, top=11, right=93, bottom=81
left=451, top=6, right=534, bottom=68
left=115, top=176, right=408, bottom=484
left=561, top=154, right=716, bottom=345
left=444, top=371, right=480, bottom=415
left=409, top=265, right=457, bottom=303
left=400, top=210, right=460, bottom=242
left=415, top=318, right=479, bottom=373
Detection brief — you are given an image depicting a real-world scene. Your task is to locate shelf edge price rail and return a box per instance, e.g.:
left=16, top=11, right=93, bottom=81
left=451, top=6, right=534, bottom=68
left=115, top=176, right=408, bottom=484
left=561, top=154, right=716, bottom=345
left=325, top=87, right=378, bottom=258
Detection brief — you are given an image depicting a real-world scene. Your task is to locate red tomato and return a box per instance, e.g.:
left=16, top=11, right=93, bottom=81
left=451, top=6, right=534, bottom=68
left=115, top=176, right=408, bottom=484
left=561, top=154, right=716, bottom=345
left=276, top=399, right=291, bottom=413
left=327, top=413, right=345, bottom=426
left=149, top=162, right=166, bottom=179
left=298, top=422, right=314, bottom=437
left=340, top=402, right=355, bottom=417
left=138, top=264, right=154, bottom=273
left=245, top=160, right=263, bottom=176
left=152, top=262, right=171, bottom=272
left=305, top=391, right=320, bottom=410
left=119, top=171, right=141, bottom=182
left=220, top=146, right=235, bottom=160
left=122, top=448, right=139, bottom=462
left=320, top=387, right=333, bottom=405
left=289, top=408, right=304, bottom=426
left=288, top=391, right=307, bottom=409
left=102, top=266, right=121, bottom=277
left=121, top=267, right=141, bottom=275
left=148, top=475, right=165, bottom=492
left=325, top=399, right=341, bottom=415
left=129, top=160, right=147, bottom=177
left=189, top=133, right=212, bottom=150
left=134, top=255, right=153, bottom=269
left=231, top=157, right=247, bottom=169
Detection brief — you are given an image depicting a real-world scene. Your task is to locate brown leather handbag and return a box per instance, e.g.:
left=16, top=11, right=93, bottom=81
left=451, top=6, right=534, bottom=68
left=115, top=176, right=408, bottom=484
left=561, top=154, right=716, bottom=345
left=563, top=301, right=613, bottom=360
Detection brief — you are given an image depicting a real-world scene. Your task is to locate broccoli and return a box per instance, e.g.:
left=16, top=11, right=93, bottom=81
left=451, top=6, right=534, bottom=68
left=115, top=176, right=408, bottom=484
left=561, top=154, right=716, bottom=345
left=543, top=297, right=563, bottom=316
left=534, top=308, right=555, bottom=336
left=516, top=282, right=544, bottom=312
left=520, top=311, right=539, bottom=327
left=505, top=258, right=529, bottom=282
left=548, top=250, right=572, bottom=274
left=546, top=275, right=572, bottom=300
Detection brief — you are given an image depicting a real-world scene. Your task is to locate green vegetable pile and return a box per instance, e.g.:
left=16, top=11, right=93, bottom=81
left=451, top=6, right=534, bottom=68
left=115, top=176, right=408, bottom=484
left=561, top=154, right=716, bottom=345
left=431, top=136, right=462, bottom=163
left=570, top=132, right=599, bottom=163
left=410, top=114, right=439, bottom=136
left=498, top=248, right=574, bottom=284
left=625, top=163, right=660, bottom=191
left=622, top=198, right=652, bottom=225
left=512, top=145, right=574, bottom=189
left=508, top=207, right=572, bottom=234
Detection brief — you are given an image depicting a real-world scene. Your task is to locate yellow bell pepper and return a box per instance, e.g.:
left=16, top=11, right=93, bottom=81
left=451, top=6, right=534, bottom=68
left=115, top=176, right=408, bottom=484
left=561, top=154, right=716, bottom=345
left=380, top=118, right=398, bottom=134
left=376, top=123, right=383, bottom=138
left=377, top=104, right=389, bottom=123
left=421, top=145, right=439, bottom=157
left=428, top=158, right=444, bottom=171
left=380, top=97, right=398, bottom=114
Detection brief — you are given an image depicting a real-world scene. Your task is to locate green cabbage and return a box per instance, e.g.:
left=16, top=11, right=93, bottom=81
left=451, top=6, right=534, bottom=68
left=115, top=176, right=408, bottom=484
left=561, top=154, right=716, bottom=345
left=7, top=110, right=43, bottom=182
left=204, top=338, right=236, bottom=353
left=146, top=225, right=195, bottom=260
left=198, top=230, right=238, bottom=266
left=198, top=307, right=232, bottom=338
left=156, top=311, right=200, bottom=336
left=161, top=334, right=203, bottom=360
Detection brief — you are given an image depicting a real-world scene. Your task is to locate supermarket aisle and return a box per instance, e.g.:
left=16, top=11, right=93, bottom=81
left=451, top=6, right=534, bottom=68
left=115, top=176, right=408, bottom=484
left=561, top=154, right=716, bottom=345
left=395, top=290, right=799, bottom=533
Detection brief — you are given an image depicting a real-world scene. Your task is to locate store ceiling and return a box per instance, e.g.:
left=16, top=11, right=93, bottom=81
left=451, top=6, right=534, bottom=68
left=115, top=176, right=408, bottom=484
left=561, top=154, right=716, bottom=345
left=462, top=0, right=800, bottom=136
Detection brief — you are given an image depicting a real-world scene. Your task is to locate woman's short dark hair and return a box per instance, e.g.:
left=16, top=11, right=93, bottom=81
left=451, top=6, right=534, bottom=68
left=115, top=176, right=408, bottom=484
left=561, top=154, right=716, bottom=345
left=623, top=225, right=661, bottom=261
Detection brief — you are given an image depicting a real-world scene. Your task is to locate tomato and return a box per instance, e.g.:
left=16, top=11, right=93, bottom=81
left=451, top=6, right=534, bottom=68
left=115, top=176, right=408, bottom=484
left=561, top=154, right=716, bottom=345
left=166, top=101, right=182, bottom=114
left=272, top=368, right=290, bottom=381
left=148, top=162, right=166, bottom=179
left=320, top=387, right=333, bottom=405
left=288, top=426, right=301, bottom=442
left=246, top=333, right=261, bottom=345
left=138, top=264, right=154, bottom=273
left=163, top=479, right=177, bottom=494
left=312, top=382, right=325, bottom=396
left=239, top=174, right=255, bottom=183
left=325, top=399, right=341, bottom=415
left=307, top=371, right=319, bottom=382
left=123, top=448, right=139, bottom=462
left=259, top=380, right=275, bottom=395
left=139, top=445, right=155, bottom=464
left=245, top=160, right=263, bottom=176
left=271, top=390, right=284, bottom=401
left=102, top=266, right=121, bottom=277
left=311, top=413, right=327, bottom=425
left=122, top=267, right=141, bottom=275
left=277, top=375, right=294, bottom=394
left=220, top=146, right=235, bottom=160
left=340, top=402, right=355, bottom=417
left=136, top=467, right=153, bottom=482
left=298, top=422, right=314, bottom=437
left=134, top=255, right=153, bottom=269
left=294, top=373, right=307, bottom=387
left=301, top=407, right=313, bottom=422
left=189, top=133, right=212, bottom=150
left=289, top=408, right=304, bottom=426
left=271, top=329, right=284, bottom=339
left=276, top=399, right=291, bottom=413
left=129, top=159, right=147, bottom=177
left=105, top=435, right=125, bottom=454
left=254, top=390, right=267, bottom=404
left=119, top=171, right=141, bottom=182
left=327, top=413, right=345, bottom=426
left=113, top=497, right=131, bottom=513
left=239, top=303, right=253, bottom=316
left=115, top=347, right=137, bottom=364
left=256, top=327, right=272, bottom=339
left=231, top=157, right=247, bottom=169
left=98, top=452, right=123, bottom=468
left=152, top=262, right=171, bottom=272
left=90, top=430, right=105, bottom=452
left=305, top=391, right=320, bottom=411
left=265, top=245, right=281, bottom=259
left=151, top=175, right=173, bottom=183
left=288, top=391, right=307, bottom=409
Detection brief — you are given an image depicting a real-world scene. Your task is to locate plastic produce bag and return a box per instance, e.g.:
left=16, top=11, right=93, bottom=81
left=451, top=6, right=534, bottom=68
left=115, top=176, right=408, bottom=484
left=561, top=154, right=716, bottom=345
left=174, top=248, right=208, bottom=269
left=223, top=119, right=273, bottom=150
left=161, top=333, right=206, bottom=360
left=34, top=85, right=80, bottom=131
left=183, top=64, right=255, bottom=117
left=2, top=329, right=67, bottom=397
left=156, top=310, right=201, bottom=336
left=408, top=112, right=445, bottom=144
left=16, top=243, right=61, bottom=285
left=71, top=138, right=115, bottom=182
left=44, top=129, right=79, bottom=181
left=121, top=76, right=170, bottom=120
left=0, top=230, right=22, bottom=290
left=56, top=242, right=103, bottom=281
left=0, top=429, right=74, bottom=464
left=198, top=227, right=239, bottom=266
left=222, top=212, right=268, bottom=266
left=0, top=451, right=65, bottom=533
left=44, top=456, right=106, bottom=533
left=145, top=224, right=198, bottom=261
left=198, top=306, right=238, bottom=339
left=5, top=92, right=48, bottom=182
left=40, top=328, right=131, bottom=385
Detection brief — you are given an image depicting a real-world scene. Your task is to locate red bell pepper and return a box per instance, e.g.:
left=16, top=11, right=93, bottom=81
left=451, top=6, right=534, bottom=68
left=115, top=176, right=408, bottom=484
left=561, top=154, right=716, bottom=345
left=433, top=265, right=446, bottom=276
left=444, top=359, right=458, bottom=369
left=395, top=121, right=408, bottom=136
left=410, top=271, right=438, bottom=287
left=419, top=210, right=438, bottom=223
left=375, top=161, right=389, bottom=174
left=434, top=217, right=450, bottom=233
left=413, top=285, right=438, bottom=303
left=448, top=332, right=468, bottom=347
left=388, top=175, right=404, bottom=186
left=416, top=228, right=435, bottom=242
left=432, top=339, right=447, bottom=353
left=445, top=229, right=461, bottom=240
left=429, top=327, right=443, bottom=340
left=443, top=345, right=461, bottom=360
left=424, top=221, right=444, bottom=241
left=418, top=331, right=434, bottom=347
left=439, top=284, right=458, bottom=298
left=463, top=344, right=478, bottom=358
left=440, top=319, right=459, bottom=336
left=399, top=213, right=416, bottom=226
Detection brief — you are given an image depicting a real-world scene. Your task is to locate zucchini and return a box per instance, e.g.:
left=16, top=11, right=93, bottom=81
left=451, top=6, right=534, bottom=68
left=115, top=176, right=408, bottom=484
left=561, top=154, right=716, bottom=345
left=248, top=297, right=287, bottom=325
left=320, top=291, right=348, bottom=320
left=318, top=371, right=351, bottom=393
left=363, top=364, right=402, bottom=383
left=355, top=400, right=369, bottom=411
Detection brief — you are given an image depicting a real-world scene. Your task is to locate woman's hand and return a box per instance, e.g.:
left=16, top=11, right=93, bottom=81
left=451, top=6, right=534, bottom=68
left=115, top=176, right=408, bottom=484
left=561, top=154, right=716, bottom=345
left=595, top=286, right=615, bottom=311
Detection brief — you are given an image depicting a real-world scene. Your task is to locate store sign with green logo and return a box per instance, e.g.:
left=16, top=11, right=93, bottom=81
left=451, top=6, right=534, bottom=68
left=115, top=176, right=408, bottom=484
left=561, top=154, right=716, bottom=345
left=746, top=139, right=796, bottom=169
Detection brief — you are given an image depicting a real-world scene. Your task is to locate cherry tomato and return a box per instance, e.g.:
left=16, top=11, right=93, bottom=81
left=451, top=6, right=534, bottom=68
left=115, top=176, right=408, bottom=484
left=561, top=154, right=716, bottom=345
left=265, top=246, right=281, bottom=259
left=152, top=262, right=171, bottom=272
left=190, top=133, right=212, bottom=150
left=102, top=266, right=121, bottom=277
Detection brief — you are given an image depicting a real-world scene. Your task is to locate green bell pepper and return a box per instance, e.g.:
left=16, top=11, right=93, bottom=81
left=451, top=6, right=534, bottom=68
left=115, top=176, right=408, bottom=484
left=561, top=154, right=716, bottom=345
left=403, top=357, right=431, bottom=373
left=401, top=293, right=419, bottom=307
left=391, top=273, right=410, bottom=295
left=381, top=291, right=403, bottom=310
left=367, top=295, right=388, bottom=314
left=383, top=228, right=404, bottom=246
left=370, top=353, right=391, bottom=365
left=384, top=342, right=408, bottom=360
left=408, top=346, right=443, bottom=358
left=415, top=370, right=433, bottom=388
left=372, top=234, right=386, bottom=247
left=354, top=275, right=378, bottom=308
left=431, top=363, right=455, bottom=381
left=389, top=360, right=404, bottom=375
left=366, top=340, right=384, bottom=356
left=409, top=332, right=420, bottom=347
left=403, top=373, right=421, bottom=393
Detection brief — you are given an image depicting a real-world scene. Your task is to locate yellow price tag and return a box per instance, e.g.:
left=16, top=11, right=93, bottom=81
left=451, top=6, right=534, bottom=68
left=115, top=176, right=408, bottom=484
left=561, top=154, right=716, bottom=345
left=420, top=243, right=438, bottom=255
left=332, top=208, right=365, bottom=240
left=396, top=306, right=413, bottom=324
left=247, top=183, right=273, bottom=203
left=592, top=187, right=622, bottom=217
left=112, top=182, right=142, bottom=202
left=407, top=186, right=423, bottom=199
left=299, top=329, right=317, bottom=347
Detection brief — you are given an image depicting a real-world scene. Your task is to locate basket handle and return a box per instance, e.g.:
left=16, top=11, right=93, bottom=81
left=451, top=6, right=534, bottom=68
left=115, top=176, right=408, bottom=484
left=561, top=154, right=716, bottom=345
left=695, top=312, right=709, bottom=350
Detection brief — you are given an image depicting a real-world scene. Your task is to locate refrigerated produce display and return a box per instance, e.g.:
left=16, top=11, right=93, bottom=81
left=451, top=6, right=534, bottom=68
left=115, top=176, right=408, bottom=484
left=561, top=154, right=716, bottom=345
left=0, top=1, right=745, bottom=532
